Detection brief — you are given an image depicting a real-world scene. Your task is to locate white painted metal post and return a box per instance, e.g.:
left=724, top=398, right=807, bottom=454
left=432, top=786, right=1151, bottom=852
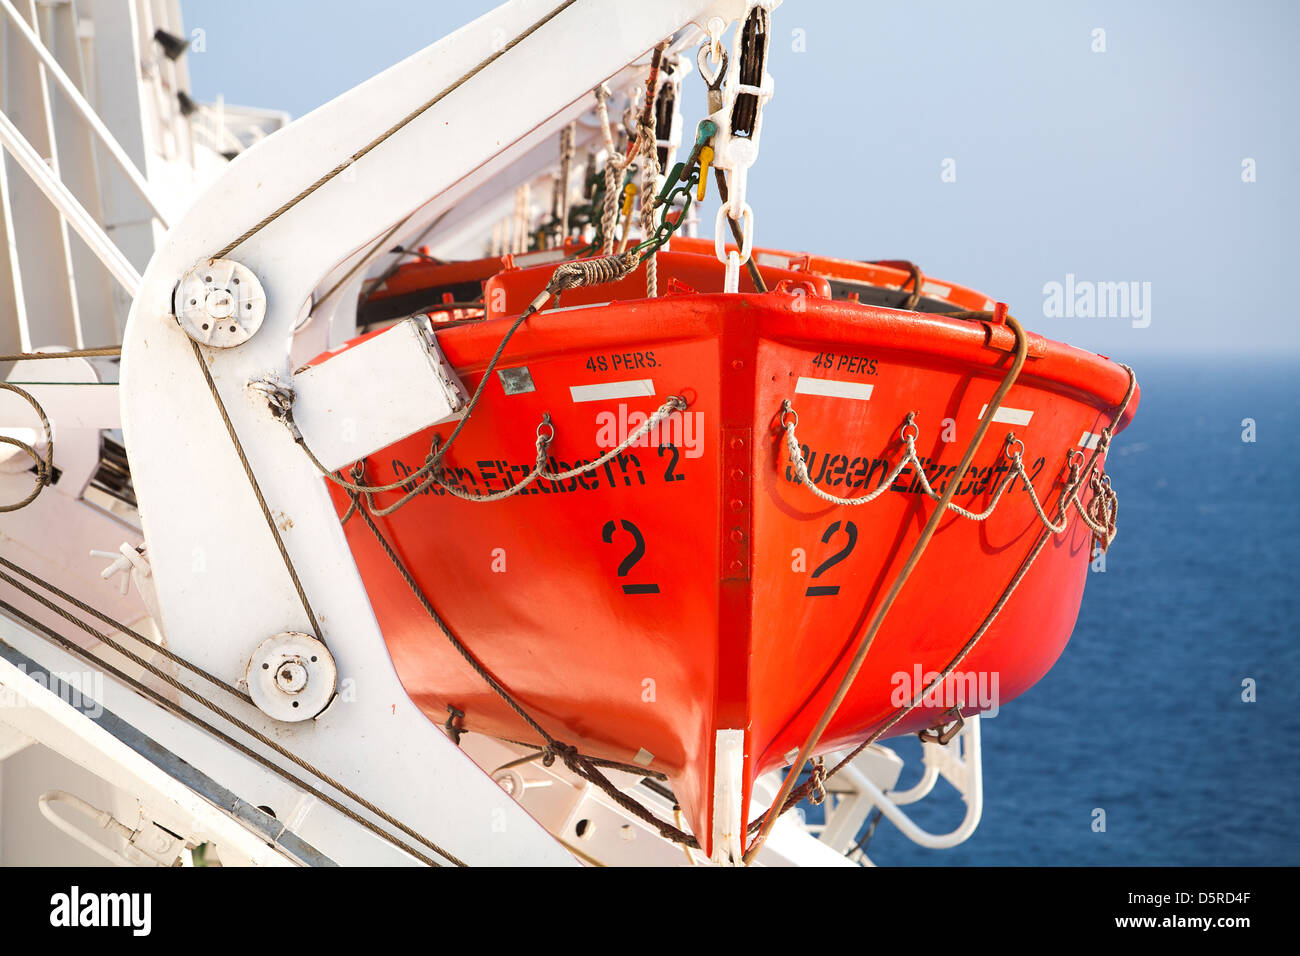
left=0, top=110, right=141, bottom=296
left=0, top=0, right=172, bottom=227
left=119, top=0, right=727, bottom=866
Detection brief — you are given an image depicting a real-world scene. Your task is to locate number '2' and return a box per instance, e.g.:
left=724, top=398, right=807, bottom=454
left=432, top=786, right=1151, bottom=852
left=806, top=520, right=858, bottom=596
left=602, top=519, right=660, bottom=594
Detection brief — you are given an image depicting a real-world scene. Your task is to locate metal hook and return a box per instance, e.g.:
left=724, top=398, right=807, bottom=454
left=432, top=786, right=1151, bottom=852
left=697, top=44, right=728, bottom=113
left=536, top=412, right=555, bottom=444
left=780, top=399, right=798, bottom=429
left=918, top=706, right=965, bottom=745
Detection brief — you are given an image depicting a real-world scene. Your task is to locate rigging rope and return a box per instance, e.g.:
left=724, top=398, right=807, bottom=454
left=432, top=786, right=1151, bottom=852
left=211, top=0, right=580, bottom=260
left=743, top=315, right=1032, bottom=861
left=188, top=338, right=324, bottom=644
left=0, top=346, right=121, bottom=362
left=743, top=360, right=1137, bottom=854
left=348, top=491, right=701, bottom=849
left=637, top=43, right=668, bottom=297
left=593, top=85, right=627, bottom=256
left=782, top=404, right=1120, bottom=546
left=555, top=123, right=575, bottom=242
left=0, top=382, right=54, bottom=513
left=281, top=247, right=656, bottom=516
left=0, top=572, right=465, bottom=866
left=0, top=553, right=250, bottom=703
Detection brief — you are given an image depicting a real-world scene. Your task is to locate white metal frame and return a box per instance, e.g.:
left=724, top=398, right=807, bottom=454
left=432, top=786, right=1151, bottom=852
left=113, top=0, right=763, bottom=867
left=0, top=0, right=171, bottom=226
left=0, top=0, right=991, bottom=867
left=817, top=717, right=985, bottom=859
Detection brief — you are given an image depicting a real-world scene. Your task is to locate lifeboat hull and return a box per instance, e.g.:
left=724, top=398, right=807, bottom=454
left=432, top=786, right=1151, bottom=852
left=323, top=287, right=1137, bottom=858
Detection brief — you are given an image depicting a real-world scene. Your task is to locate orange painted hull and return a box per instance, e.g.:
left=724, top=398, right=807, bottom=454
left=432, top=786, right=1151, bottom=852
left=324, top=252, right=1137, bottom=857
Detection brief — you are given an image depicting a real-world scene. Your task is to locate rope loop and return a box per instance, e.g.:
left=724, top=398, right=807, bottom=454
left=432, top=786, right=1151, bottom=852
left=541, top=741, right=578, bottom=768
left=779, top=394, right=1127, bottom=542
left=0, top=382, right=55, bottom=513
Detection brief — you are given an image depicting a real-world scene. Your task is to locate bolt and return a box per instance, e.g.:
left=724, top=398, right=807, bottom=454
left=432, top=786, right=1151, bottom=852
left=205, top=289, right=235, bottom=320
left=275, top=659, right=308, bottom=694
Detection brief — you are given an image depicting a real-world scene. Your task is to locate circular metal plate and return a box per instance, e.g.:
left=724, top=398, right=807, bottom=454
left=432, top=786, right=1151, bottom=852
left=175, top=258, right=267, bottom=348
left=246, top=631, right=336, bottom=722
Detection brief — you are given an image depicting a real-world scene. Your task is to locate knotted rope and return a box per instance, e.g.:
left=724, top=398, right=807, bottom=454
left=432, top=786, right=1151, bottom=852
left=545, top=250, right=641, bottom=299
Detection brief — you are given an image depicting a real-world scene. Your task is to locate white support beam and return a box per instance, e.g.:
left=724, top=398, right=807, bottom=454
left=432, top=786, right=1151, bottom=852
left=0, top=723, right=32, bottom=762
left=0, top=109, right=141, bottom=297
left=40, top=0, right=120, bottom=348
left=120, top=0, right=734, bottom=866
left=2, top=0, right=82, bottom=347
left=0, top=0, right=171, bottom=227
left=0, top=138, right=29, bottom=353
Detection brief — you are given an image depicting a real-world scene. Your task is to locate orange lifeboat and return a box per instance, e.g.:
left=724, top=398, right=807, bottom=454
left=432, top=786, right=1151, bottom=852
left=316, top=242, right=1138, bottom=858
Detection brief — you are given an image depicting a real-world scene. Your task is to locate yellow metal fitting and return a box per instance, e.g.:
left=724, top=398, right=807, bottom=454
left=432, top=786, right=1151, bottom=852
left=696, top=145, right=714, bottom=201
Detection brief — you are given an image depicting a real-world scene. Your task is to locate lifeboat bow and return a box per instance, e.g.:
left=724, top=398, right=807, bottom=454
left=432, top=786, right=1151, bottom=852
left=310, top=246, right=1138, bottom=861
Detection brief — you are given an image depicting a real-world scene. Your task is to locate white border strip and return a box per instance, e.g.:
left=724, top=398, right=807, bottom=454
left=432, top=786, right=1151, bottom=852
left=546, top=300, right=610, bottom=315
left=570, top=379, right=655, bottom=403
left=978, top=404, right=1034, bottom=426
left=513, top=248, right=567, bottom=267
left=794, top=377, right=874, bottom=401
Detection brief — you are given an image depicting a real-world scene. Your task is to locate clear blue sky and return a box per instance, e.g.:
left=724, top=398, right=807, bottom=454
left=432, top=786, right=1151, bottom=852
left=184, top=0, right=1299, bottom=359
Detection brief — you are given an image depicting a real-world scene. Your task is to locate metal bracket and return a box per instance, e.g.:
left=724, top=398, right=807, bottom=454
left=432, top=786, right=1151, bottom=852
left=917, top=705, right=965, bottom=745
left=444, top=705, right=466, bottom=746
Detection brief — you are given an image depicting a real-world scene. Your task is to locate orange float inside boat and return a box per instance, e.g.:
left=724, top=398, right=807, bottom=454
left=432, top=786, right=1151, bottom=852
left=319, top=241, right=1138, bottom=858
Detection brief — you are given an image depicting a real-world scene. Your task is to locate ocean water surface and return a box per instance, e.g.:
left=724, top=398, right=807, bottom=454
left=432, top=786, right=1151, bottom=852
left=825, top=356, right=1300, bottom=866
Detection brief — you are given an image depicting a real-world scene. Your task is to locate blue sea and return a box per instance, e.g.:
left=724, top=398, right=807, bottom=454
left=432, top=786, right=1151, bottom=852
left=828, top=357, right=1300, bottom=866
